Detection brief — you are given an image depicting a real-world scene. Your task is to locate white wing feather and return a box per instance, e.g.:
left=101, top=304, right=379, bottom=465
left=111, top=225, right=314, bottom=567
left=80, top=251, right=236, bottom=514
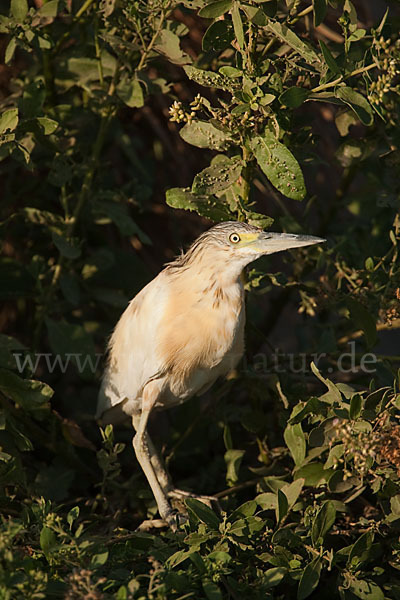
left=96, top=272, right=168, bottom=420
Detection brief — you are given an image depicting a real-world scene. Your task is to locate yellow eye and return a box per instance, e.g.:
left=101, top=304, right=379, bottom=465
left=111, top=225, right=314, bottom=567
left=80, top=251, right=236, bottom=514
left=229, top=233, right=241, bottom=244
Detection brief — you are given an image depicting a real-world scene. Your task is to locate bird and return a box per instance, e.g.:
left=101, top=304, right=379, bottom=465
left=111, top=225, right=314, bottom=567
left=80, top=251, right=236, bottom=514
left=96, top=221, right=325, bottom=528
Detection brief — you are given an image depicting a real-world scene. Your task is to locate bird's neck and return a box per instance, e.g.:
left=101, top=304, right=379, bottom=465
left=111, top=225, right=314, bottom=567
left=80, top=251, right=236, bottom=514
left=198, top=248, right=249, bottom=289
left=200, top=263, right=245, bottom=291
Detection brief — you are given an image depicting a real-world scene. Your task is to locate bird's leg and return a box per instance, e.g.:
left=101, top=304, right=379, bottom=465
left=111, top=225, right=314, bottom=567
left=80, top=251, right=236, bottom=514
left=131, top=414, right=172, bottom=493
left=132, top=381, right=182, bottom=530
left=167, top=488, right=221, bottom=511
left=132, top=416, right=218, bottom=511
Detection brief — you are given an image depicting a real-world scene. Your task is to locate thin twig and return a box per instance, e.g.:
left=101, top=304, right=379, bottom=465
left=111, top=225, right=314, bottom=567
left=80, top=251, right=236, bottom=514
left=136, top=0, right=173, bottom=71
left=311, top=62, right=377, bottom=93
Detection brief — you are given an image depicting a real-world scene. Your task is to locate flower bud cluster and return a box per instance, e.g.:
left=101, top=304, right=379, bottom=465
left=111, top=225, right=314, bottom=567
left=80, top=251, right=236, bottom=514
left=330, top=419, right=378, bottom=480
left=369, top=37, right=400, bottom=107
left=168, top=94, right=203, bottom=124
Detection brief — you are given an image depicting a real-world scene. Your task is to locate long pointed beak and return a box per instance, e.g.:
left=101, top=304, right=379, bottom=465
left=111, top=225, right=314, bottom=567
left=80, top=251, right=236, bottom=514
left=256, top=232, right=326, bottom=254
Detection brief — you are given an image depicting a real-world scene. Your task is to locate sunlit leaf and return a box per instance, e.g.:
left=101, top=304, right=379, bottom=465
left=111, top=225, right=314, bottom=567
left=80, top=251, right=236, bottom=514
left=199, top=0, right=232, bottom=18
left=311, top=501, right=336, bottom=546
left=180, top=120, right=233, bottom=150
left=249, top=130, right=306, bottom=200
left=335, top=87, right=374, bottom=126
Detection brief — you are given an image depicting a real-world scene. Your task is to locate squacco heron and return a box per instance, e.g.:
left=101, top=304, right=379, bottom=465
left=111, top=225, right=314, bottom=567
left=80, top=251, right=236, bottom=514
left=96, top=221, right=324, bottom=528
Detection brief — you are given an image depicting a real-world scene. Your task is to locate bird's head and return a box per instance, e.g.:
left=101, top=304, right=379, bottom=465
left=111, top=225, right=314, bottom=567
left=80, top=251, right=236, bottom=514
left=198, top=221, right=325, bottom=264
left=168, top=221, right=325, bottom=279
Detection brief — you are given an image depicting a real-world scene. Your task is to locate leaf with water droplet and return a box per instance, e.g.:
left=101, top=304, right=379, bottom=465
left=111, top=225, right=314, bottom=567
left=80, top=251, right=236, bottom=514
left=180, top=120, right=233, bottom=150
left=266, top=21, right=322, bottom=69
left=249, top=131, right=306, bottom=201
left=184, top=65, right=237, bottom=92
left=166, top=187, right=232, bottom=222
left=192, top=156, right=242, bottom=195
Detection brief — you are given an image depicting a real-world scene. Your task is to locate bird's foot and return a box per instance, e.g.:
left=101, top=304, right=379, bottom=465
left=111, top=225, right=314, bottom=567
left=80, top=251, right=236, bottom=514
left=136, top=518, right=168, bottom=532
left=163, top=508, right=188, bottom=531
left=136, top=510, right=187, bottom=532
left=168, top=488, right=221, bottom=510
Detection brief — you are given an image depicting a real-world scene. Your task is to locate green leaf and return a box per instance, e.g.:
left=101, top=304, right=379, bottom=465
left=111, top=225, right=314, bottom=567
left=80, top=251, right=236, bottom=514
left=256, top=492, right=277, bottom=510
left=365, top=256, right=374, bottom=271
left=199, top=0, right=232, bottom=18
left=192, top=156, right=241, bottom=195
left=348, top=531, right=374, bottom=568
left=311, top=501, right=336, bottom=546
left=219, top=66, right=241, bottom=78
left=231, top=2, right=244, bottom=49
left=266, top=21, right=321, bottom=67
left=249, top=130, right=306, bottom=200
left=5, top=38, right=17, bottom=65
left=203, top=20, right=234, bottom=52
left=241, top=4, right=268, bottom=26
left=310, top=362, right=342, bottom=402
left=390, top=494, right=400, bottom=516
left=295, top=463, right=331, bottom=486
left=21, top=80, right=46, bottom=118
left=0, top=368, right=52, bottom=411
left=184, top=65, right=236, bottom=91
left=40, top=526, right=57, bottom=560
left=245, top=210, right=274, bottom=229
left=335, top=109, right=358, bottom=136
left=335, top=87, right=373, bottom=126
left=224, top=448, right=245, bottom=485
left=67, top=506, right=80, bottom=529
left=229, top=500, right=257, bottom=520
left=95, top=200, right=151, bottom=243
left=66, top=54, right=116, bottom=85
left=312, top=0, right=327, bottom=26
left=0, top=109, right=18, bottom=134
left=52, top=233, right=81, bottom=259
left=324, top=443, right=344, bottom=469
left=203, top=580, right=223, bottom=600
left=344, top=297, right=377, bottom=349
left=185, top=498, right=221, bottom=530
left=376, top=7, right=389, bottom=35
left=154, top=29, right=190, bottom=65
left=260, top=93, right=276, bottom=106
left=39, top=0, right=59, bottom=18
left=348, top=28, right=366, bottom=43
left=349, top=394, right=362, bottom=419
left=289, top=397, right=324, bottom=424
left=297, top=557, right=322, bottom=600
left=166, top=187, right=232, bottom=222
left=319, top=40, right=340, bottom=74
left=11, top=0, right=28, bottom=21
left=347, top=579, right=384, bottom=600
left=284, top=423, right=306, bottom=466
left=90, top=551, right=109, bottom=568
left=281, top=478, right=304, bottom=509
left=276, top=489, right=288, bottom=523
left=35, top=117, right=58, bottom=135
left=167, top=549, right=194, bottom=568
left=117, top=78, right=144, bottom=108
left=262, top=567, right=287, bottom=589
left=180, top=120, right=233, bottom=150
left=279, top=87, right=310, bottom=108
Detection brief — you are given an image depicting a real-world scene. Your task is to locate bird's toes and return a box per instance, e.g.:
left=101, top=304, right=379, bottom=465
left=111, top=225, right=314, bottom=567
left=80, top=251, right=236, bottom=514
left=168, top=489, right=221, bottom=510
left=163, top=508, right=187, bottom=531
left=135, top=518, right=168, bottom=532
